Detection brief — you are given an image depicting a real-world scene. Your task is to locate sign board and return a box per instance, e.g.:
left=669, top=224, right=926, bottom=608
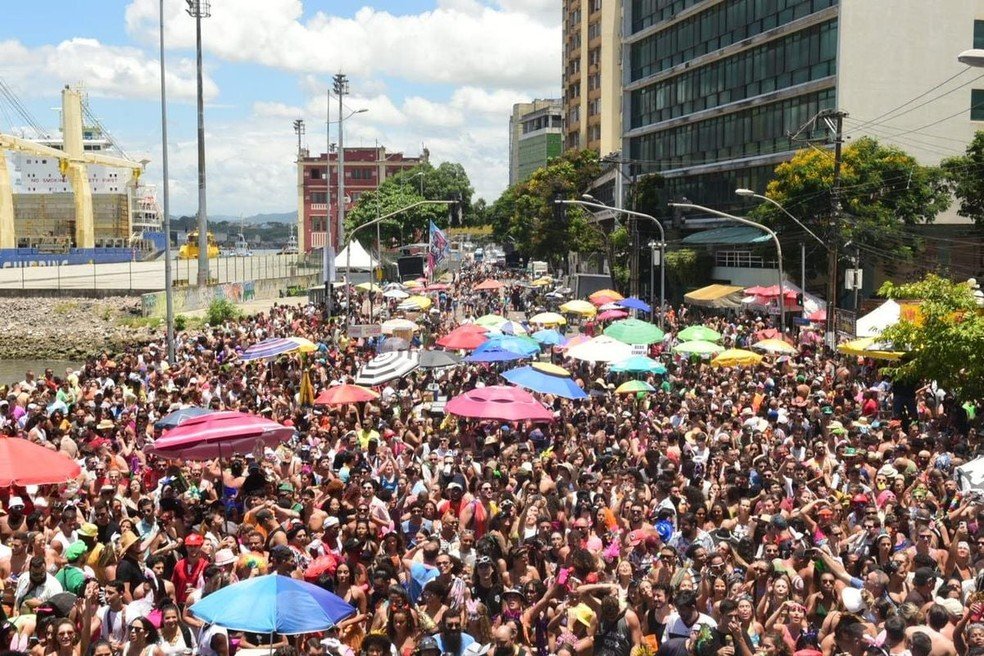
left=792, top=316, right=811, bottom=326
left=347, top=324, right=382, bottom=339
left=834, top=309, right=856, bottom=337
left=844, top=269, right=863, bottom=290
left=631, top=343, right=648, bottom=356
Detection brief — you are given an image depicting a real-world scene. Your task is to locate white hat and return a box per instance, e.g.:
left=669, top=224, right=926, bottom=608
left=214, top=548, right=237, bottom=566
left=842, top=587, right=866, bottom=613
left=324, top=516, right=340, bottom=528
left=8, top=496, right=24, bottom=509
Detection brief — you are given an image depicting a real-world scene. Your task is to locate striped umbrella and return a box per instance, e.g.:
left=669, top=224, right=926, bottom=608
left=355, top=352, right=420, bottom=386
left=240, top=337, right=317, bottom=361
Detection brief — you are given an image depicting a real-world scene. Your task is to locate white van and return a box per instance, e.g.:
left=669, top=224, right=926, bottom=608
left=528, top=261, right=548, bottom=277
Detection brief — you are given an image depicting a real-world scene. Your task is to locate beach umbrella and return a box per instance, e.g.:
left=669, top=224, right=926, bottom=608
left=615, top=380, right=655, bottom=394
left=711, top=349, right=764, bottom=368
left=529, top=312, right=567, bottom=326
left=560, top=334, right=590, bottom=351
left=672, top=340, right=725, bottom=355
left=677, top=325, right=722, bottom=342
left=474, top=279, right=505, bottom=291
left=240, top=337, right=317, bottom=361
left=567, top=335, right=633, bottom=363
left=598, top=302, right=623, bottom=311
left=425, top=283, right=450, bottom=291
left=560, top=300, right=597, bottom=316
left=384, top=282, right=406, bottom=290
left=0, top=436, right=82, bottom=486
left=597, top=309, right=629, bottom=321
left=189, top=574, right=355, bottom=634
left=315, top=384, right=379, bottom=405
left=446, top=386, right=554, bottom=422
left=465, top=344, right=527, bottom=363
left=499, top=320, right=528, bottom=335
left=299, top=367, right=315, bottom=406
left=354, top=282, right=382, bottom=293
left=480, top=334, right=541, bottom=357
left=475, top=314, right=509, bottom=329
left=418, top=350, right=463, bottom=369
left=436, top=325, right=489, bottom=350
left=532, top=328, right=568, bottom=346
left=381, top=318, right=418, bottom=335
left=378, top=337, right=410, bottom=353
left=531, top=277, right=552, bottom=287
left=404, top=280, right=424, bottom=289
left=617, top=297, right=652, bottom=313
left=356, top=352, right=420, bottom=385
left=610, top=355, right=667, bottom=375
left=752, top=338, right=799, bottom=355
left=397, top=295, right=432, bottom=311
left=501, top=364, right=587, bottom=400
left=151, top=411, right=293, bottom=460
left=836, top=337, right=904, bottom=361
left=154, top=406, right=215, bottom=431
left=589, top=289, right=624, bottom=304
left=604, top=319, right=665, bottom=345
left=383, top=289, right=410, bottom=300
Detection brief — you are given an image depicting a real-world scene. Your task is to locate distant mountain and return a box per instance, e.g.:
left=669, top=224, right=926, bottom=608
left=189, top=212, right=296, bottom=224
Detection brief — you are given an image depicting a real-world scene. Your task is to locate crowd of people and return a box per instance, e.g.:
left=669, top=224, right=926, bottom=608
left=0, top=261, right=982, bottom=656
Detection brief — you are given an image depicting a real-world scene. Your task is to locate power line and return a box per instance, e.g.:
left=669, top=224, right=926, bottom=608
left=847, top=68, right=981, bottom=132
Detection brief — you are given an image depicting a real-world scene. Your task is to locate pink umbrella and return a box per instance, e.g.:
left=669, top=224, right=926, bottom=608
left=560, top=334, right=590, bottom=351
left=597, top=309, right=629, bottom=321
left=446, top=386, right=554, bottom=422
left=474, top=279, right=505, bottom=291
left=151, top=411, right=294, bottom=460
left=426, top=283, right=450, bottom=291
left=745, top=285, right=798, bottom=300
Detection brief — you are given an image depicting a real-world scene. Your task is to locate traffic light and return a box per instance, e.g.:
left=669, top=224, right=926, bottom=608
left=795, top=292, right=804, bottom=307
left=552, top=192, right=567, bottom=225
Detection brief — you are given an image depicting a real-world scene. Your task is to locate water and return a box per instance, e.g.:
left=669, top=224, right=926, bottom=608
left=0, top=359, right=84, bottom=387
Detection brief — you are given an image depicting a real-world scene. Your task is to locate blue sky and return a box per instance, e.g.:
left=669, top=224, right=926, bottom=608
left=1, top=0, right=560, bottom=215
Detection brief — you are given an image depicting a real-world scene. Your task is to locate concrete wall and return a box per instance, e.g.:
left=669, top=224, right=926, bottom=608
left=141, top=271, right=320, bottom=318
left=712, top=266, right=783, bottom=288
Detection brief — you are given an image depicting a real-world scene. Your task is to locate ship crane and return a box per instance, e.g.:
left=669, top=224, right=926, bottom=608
left=0, top=86, right=143, bottom=249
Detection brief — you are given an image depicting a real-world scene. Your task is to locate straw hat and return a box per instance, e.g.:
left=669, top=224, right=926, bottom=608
left=117, top=530, right=140, bottom=557
left=96, top=419, right=115, bottom=431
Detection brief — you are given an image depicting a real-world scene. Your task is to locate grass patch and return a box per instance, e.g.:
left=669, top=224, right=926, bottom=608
left=117, top=316, right=163, bottom=330
left=53, top=301, right=78, bottom=314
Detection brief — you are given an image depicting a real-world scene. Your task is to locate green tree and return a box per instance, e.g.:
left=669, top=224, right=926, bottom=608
left=879, top=274, right=984, bottom=402
left=753, top=137, right=950, bottom=272
left=941, top=130, right=984, bottom=225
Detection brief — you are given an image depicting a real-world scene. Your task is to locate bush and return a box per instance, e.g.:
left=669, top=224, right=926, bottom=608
left=205, top=298, right=241, bottom=326
left=174, top=315, right=188, bottom=332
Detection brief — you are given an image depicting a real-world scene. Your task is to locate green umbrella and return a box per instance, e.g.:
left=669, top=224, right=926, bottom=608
left=615, top=380, right=656, bottom=394
left=672, top=340, right=724, bottom=355
left=603, top=318, right=666, bottom=345
left=474, top=314, right=508, bottom=329
left=677, top=325, right=722, bottom=342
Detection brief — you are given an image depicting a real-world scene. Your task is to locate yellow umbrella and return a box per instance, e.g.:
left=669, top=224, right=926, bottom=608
left=752, top=338, right=798, bottom=355
left=531, top=362, right=571, bottom=377
left=287, top=337, right=318, bottom=353
left=299, top=361, right=315, bottom=406
left=354, top=282, right=382, bottom=293
left=399, top=295, right=432, bottom=310
left=529, top=312, right=567, bottom=326
left=560, top=300, right=597, bottom=316
left=531, top=277, right=553, bottom=287
left=837, top=337, right=903, bottom=361
left=404, top=280, right=424, bottom=289
left=711, top=349, right=764, bottom=367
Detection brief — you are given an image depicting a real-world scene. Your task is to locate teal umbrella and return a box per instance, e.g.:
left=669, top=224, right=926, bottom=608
left=672, top=340, right=724, bottom=355
left=677, top=325, right=722, bottom=342
left=610, top=355, right=667, bottom=375
left=604, top=318, right=665, bottom=345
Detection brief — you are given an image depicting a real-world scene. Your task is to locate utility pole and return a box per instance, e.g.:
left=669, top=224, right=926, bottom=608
left=159, top=0, right=175, bottom=363
left=824, top=110, right=846, bottom=349
left=186, top=0, right=210, bottom=287
left=334, top=73, right=349, bottom=246
left=800, top=242, right=806, bottom=295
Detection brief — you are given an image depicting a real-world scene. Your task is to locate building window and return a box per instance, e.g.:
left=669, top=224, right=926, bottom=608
left=972, top=89, right=984, bottom=121
left=588, top=21, right=601, bottom=40
left=975, top=20, right=984, bottom=48
left=592, top=0, right=602, bottom=11
left=310, top=192, right=327, bottom=204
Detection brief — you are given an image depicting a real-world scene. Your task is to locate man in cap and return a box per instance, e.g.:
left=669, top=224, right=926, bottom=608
left=54, top=541, right=89, bottom=595
left=906, top=567, right=939, bottom=606
left=0, top=496, right=28, bottom=541
left=172, top=533, right=208, bottom=607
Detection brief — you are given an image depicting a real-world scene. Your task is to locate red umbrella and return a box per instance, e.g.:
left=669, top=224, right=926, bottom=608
left=745, top=285, right=798, bottom=301
left=446, top=385, right=554, bottom=422
left=151, top=411, right=294, bottom=460
left=473, top=279, right=505, bottom=291
left=436, top=325, right=489, bottom=350
left=753, top=328, right=794, bottom=344
left=314, top=384, right=379, bottom=406
left=0, top=436, right=81, bottom=486
left=303, top=554, right=340, bottom=582
left=426, top=283, right=450, bottom=291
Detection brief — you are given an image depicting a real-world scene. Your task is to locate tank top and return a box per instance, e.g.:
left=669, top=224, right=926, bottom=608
left=595, top=614, right=632, bottom=656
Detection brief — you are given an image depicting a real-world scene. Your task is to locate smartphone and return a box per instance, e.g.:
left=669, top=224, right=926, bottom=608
left=556, top=568, right=570, bottom=587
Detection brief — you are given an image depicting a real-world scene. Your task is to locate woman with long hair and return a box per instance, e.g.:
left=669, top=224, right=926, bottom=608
left=156, top=604, right=196, bottom=656
left=386, top=609, right=419, bottom=656
left=47, top=617, right=85, bottom=656
left=122, top=617, right=164, bottom=656
left=333, top=562, right=368, bottom=652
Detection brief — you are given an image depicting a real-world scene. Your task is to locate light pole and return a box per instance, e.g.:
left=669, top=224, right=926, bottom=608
left=559, top=195, right=666, bottom=328
left=415, top=171, right=425, bottom=197
left=343, top=200, right=454, bottom=318
left=186, top=0, right=210, bottom=287
left=669, top=202, right=786, bottom=327
left=159, top=0, right=175, bottom=363
left=735, top=188, right=826, bottom=296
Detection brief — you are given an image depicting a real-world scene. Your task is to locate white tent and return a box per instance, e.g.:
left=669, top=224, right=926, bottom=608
left=336, top=240, right=379, bottom=271
left=856, top=299, right=900, bottom=337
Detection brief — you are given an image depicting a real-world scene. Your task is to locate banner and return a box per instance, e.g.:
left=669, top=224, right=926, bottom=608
left=428, top=220, right=449, bottom=273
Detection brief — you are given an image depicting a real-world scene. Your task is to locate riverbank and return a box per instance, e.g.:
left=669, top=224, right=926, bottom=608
left=0, top=297, right=158, bottom=360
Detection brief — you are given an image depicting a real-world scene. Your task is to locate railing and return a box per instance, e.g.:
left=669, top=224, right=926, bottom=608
left=715, top=250, right=778, bottom=269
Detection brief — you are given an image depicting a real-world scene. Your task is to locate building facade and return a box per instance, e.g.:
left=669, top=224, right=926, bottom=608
left=296, top=146, right=425, bottom=254
left=563, top=0, right=622, bottom=154
left=509, top=99, right=564, bottom=185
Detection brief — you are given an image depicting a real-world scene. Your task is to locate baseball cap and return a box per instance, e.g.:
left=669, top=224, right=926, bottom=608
left=78, top=523, right=98, bottom=538
left=324, top=517, right=340, bottom=529
left=913, top=567, right=937, bottom=586
left=184, top=533, right=204, bottom=547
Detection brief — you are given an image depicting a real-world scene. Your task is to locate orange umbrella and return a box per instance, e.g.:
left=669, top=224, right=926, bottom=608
left=474, top=279, right=505, bottom=291
left=589, top=289, right=624, bottom=305
left=314, top=384, right=379, bottom=405
left=0, top=435, right=81, bottom=486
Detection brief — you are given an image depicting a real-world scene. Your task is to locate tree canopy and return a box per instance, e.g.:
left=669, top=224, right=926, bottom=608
left=941, top=130, right=984, bottom=225
left=879, top=274, right=984, bottom=402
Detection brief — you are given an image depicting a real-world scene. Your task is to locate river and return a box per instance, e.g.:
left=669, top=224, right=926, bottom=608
left=0, top=358, right=84, bottom=386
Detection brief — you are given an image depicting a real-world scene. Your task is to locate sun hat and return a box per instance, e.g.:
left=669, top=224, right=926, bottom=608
left=96, top=419, right=115, bottom=431
left=118, top=530, right=140, bottom=556
left=78, top=523, right=98, bottom=538
left=214, top=548, right=237, bottom=566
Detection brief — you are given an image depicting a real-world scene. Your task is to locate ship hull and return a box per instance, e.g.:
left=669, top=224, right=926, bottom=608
left=0, top=247, right=150, bottom=267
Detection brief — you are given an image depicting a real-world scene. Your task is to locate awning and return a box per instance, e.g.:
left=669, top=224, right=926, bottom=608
left=684, top=284, right=746, bottom=309
left=682, top=226, right=772, bottom=245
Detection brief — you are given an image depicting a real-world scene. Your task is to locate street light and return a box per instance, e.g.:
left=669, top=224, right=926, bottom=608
left=186, top=0, right=210, bottom=287
left=669, top=202, right=786, bottom=327
left=333, top=73, right=367, bottom=249
left=159, top=0, right=175, bottom=363
left=562, top=194, right=667, bottom=327
left=414, top=171, right=425, bottom=197
left=958, top=49, right=984, bottom=67
left=342, top=200, right=454, bottom=318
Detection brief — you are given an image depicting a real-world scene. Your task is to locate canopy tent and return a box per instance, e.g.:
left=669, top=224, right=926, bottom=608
left=684, top=284, right=745, bottom=309
left=336, top=240, right=379, bottom=271
left=856, top=299, right=901, bottom=338
left=681, top=226, right=772, bottom=245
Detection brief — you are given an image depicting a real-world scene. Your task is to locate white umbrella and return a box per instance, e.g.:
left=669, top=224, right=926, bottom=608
left=381, top=318, right=418, bottom=335
left=355, top=352, right=419, bottom=386
left=383, top=289, right=410, bottom=299
left=566, top=335, right=633, bottom=363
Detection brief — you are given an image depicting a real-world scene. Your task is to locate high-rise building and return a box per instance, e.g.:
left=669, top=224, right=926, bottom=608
left=509, top=99, right=564, bottom=186
left=563, top=0, right=622, bottom=154
left=297, top=146, right=425, bottom=253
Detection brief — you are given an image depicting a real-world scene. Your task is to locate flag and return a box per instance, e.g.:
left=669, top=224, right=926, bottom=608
left=428, top=220, right=449, bottom=273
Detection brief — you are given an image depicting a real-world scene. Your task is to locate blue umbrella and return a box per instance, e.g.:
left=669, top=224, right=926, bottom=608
left=610, top=355, right=667, bottom=375
left=501, top=366, right=587, bottom=400
left=480, top=334, right=541, bottom=357
left=154, top=406, right=214, bottom=431
left=617, top=297, right=652, bottom=313
left=189, top=574, right=355, bottom=634
left=465, top=344, right=527, bottom=363
left=532, top=329, right=568, bottom=346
